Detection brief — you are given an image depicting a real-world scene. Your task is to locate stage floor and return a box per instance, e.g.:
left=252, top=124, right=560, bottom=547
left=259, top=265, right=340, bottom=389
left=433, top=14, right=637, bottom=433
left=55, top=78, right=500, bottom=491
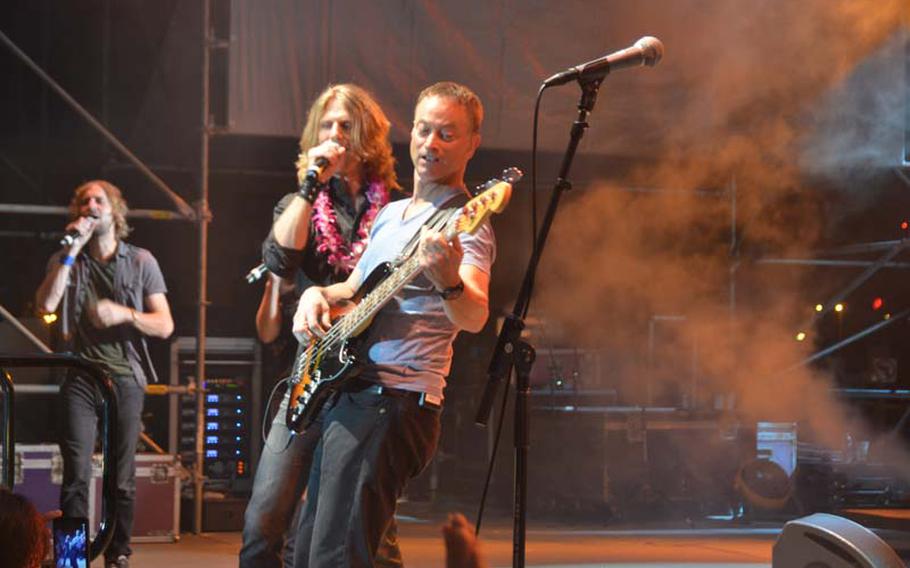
left=124, top=505, right=910, bottom=567
left=128, top=512, right=784, bottom=568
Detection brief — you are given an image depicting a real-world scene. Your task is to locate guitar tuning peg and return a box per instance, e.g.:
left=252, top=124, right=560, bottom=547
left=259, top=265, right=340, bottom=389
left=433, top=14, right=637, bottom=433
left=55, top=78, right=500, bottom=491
left=501, top=167, right=523, bottom=184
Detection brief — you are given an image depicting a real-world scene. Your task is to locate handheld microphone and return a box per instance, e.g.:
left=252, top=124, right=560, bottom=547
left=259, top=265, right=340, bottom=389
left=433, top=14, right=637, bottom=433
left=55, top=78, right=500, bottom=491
left=60, top=215, right=98, bottom=247
left=245, top=263, right=269, bottom=284
left=299, top=156, right=331, bottom=203
left=304, top=156, right=330, bottom=183
left=543, top=36, right=664, bottom=87
left=60, top=230, right=81, bottom=248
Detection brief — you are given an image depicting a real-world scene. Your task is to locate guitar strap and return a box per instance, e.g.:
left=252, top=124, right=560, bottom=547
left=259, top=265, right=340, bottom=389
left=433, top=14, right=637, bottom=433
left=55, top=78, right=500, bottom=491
left=394, top=193, right=468, bottom=266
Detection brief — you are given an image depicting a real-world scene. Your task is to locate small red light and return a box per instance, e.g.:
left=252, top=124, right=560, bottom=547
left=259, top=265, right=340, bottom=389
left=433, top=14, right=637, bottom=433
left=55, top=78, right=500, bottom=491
left=902, top=221, right=909, bottom=231
left=872, top=297, right=883, bottom=310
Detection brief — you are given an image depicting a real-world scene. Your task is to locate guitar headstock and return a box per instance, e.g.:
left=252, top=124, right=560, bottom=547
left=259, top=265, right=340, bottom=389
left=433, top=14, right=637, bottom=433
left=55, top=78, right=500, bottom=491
left=456, top=168, right=523, bottom=235
left=470, top=167, right=524, bottom=197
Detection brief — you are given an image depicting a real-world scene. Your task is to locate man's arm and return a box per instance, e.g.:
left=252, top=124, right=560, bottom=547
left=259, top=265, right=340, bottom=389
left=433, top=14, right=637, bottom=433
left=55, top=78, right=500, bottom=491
left=261, top=193, right=307, bottom=279
left=35, top=256, right=73, bottom=314
left=441, top=264, right=489, bottom=333
left=35, top=216, right=96, bottom=314
left=419, top=230, right=490, bottom=333
left=271, top=197, right=314, bottom=250
left=134, top=293, right=174, bottom=338
left=89, top=293, right=174, bottom=339
left=271, top=140, right=347, bottom=250
left=255, top=273, right=288, bottom=344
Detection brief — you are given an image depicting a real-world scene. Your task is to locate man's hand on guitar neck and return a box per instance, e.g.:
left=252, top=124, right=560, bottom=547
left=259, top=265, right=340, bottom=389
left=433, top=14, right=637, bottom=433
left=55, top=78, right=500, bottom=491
left=418, top=226, right=463, bottom=292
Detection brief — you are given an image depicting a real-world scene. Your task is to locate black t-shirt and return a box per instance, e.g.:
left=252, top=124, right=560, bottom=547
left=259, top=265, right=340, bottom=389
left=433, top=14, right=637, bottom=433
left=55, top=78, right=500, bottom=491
left=259, top=177, right=404, bottom=381
left=76, top=254, right=132, bottom=376
left=262, top=176, right=370, bottom=289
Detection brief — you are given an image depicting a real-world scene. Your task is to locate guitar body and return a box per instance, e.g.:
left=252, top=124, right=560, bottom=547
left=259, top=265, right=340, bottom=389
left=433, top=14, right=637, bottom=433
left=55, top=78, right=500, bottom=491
left=285, top=262, right=391, bottom=433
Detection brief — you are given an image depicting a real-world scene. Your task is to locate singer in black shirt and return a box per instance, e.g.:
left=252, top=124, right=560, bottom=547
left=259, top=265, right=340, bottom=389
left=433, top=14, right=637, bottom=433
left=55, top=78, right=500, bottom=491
left=262, top=176, right=382, bottom=289
left=240, top=84, right=402, bottom=568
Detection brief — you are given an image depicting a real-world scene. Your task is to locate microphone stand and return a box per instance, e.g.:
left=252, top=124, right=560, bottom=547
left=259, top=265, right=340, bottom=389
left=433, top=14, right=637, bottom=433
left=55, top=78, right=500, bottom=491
left=475, top=78, right=602, bottom=568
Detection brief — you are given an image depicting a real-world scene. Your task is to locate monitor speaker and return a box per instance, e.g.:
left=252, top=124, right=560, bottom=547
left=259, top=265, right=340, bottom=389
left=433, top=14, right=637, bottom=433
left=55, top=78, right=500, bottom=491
left=773, top=513, right=904, bottom=568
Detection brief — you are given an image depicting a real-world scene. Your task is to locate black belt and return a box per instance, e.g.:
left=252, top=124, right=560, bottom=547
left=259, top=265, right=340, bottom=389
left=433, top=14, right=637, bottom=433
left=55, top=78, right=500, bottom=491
left=346, top=378, right=443, bottom=411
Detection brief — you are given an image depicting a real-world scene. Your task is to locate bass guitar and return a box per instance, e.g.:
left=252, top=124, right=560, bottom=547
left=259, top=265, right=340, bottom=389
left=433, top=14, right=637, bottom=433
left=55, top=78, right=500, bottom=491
left=285, top=168, right=521, bottom=433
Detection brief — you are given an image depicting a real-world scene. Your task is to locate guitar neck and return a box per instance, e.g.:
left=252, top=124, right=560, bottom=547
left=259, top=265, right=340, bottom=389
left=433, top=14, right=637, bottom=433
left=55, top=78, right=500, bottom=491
left=334, top=254, right=423, bottom=340
left=328, top=211, right=468, bottom=343
left=293, top=224, right=454, bottom=381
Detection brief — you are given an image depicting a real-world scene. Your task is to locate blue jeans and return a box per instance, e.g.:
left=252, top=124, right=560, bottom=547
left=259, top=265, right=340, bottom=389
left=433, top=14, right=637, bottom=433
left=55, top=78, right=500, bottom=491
left=240, top=392, right=403, bottom=567
left=293, top=387, right=440, bottom=568
left=59, top=373, right=145, bottom=561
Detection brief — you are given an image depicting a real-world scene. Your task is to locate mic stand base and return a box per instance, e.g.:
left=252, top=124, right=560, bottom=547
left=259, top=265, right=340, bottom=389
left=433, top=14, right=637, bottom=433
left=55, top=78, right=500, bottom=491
left=512, top=341, right=535, bottom=567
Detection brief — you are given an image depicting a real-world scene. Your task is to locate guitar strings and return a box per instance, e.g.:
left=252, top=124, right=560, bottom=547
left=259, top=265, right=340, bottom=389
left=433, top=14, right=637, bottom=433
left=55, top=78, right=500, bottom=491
left=296, top=198, right=471, bottom=374
left=314, top=207, right=458, bottom=349
left=287, top=184, right=507, bottom=425
left=316, top=180, right=505, bottom=353
left=289, top=197, right=471, bottom=397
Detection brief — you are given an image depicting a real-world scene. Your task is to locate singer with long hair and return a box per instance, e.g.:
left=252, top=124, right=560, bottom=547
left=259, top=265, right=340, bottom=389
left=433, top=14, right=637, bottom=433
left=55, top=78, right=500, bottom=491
left=290, top=81, right=493, bottom=567
left=241, top=83, right=402, bottom=568
left=35, top=180, right=174, bottom=568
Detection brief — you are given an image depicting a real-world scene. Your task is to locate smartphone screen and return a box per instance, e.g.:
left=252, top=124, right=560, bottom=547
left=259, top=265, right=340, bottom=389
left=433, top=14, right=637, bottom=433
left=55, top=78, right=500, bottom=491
left=52, top=517, right=89, bottom=568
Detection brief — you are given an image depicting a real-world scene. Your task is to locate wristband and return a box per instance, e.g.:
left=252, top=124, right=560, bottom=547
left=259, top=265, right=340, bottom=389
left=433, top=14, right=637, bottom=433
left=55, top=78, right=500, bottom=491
left=130, top=308, right=139, bottom=324
left=298, top=178, right=322, bottom=205
left=60, top=255, right=76, bottom=267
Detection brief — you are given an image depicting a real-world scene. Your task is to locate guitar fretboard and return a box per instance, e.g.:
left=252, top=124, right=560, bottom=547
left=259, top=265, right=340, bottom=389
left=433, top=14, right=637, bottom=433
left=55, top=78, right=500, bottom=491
left=291, top=211, right=459, bottom=380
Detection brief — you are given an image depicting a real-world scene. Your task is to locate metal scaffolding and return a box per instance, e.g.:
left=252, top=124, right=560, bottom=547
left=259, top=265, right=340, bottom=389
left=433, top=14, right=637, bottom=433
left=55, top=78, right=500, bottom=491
left=0, top=1, right=215, bottom=534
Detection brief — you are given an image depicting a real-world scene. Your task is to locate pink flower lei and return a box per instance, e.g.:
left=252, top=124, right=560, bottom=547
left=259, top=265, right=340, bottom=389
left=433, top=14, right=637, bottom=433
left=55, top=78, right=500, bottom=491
left=311, top=180, right=389, bottom=275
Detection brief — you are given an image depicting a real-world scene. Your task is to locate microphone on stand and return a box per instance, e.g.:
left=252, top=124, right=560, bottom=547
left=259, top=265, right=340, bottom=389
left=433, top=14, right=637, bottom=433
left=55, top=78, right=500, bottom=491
left=245, top=263, right=269, bottom=284
left=543, top=36, right=664, bottom=87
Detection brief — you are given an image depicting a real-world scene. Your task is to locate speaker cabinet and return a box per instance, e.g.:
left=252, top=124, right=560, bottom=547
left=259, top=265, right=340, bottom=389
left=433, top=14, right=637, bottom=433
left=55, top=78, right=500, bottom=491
left=528, top=410, right=606, bottom=515
left=773, top=513, right=903, bottom=568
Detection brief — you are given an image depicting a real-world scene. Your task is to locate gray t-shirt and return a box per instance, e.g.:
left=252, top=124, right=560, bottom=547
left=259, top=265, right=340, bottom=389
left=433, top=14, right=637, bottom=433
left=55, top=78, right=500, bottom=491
left=353, top=186, right=496, bottom=400
left=48, top=241, right=168, bottom=386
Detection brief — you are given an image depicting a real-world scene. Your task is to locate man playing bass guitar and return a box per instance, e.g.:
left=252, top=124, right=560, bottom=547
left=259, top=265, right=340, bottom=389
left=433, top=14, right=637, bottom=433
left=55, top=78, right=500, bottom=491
left=291, top=82, right=496, bottom=567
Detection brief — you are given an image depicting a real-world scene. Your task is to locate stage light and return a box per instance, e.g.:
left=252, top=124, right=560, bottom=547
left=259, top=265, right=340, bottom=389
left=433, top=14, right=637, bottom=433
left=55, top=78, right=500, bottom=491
left=42, top=313, right=57, bottom=324
left=735, top=459, right=792, bottom=512
left=884, top=313, right=891, bottom=320
left=795, top=332, right=806, bottom=341
left=872, top=297, right=883, bottom=310
left=901, top=220, right=909, bottom=231
left=814, top=304, right=823, bottom=312
left=834, top=303, right=845, bottom=313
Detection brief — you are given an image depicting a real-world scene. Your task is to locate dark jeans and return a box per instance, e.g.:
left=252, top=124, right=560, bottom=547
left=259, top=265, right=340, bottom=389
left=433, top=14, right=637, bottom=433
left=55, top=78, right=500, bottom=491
left=293, top=387, right=440, bottom=568
left=240, top=392, right=403, bottom=568
left=59, top=373, right=145, bottom=561
left=240, top=393, right=319, bottom=568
